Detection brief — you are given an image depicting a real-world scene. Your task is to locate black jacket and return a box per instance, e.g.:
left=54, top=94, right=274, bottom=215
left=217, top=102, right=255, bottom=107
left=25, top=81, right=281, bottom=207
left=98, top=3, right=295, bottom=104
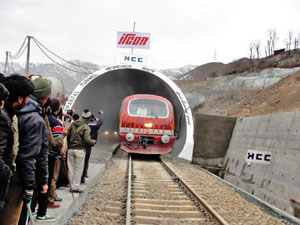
left=0, top=104, right=14, bottom=204
left=16, top=97, right=49, bottom=189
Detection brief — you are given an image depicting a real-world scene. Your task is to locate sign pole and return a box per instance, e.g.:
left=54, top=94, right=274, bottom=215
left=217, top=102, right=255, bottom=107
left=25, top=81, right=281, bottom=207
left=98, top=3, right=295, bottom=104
left=131, top=22, right=135, bottom=54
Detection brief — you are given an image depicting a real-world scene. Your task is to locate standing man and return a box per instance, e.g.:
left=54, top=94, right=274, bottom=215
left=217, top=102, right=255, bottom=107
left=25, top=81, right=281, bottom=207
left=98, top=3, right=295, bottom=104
left=67, top=109, right=96, bottom=193
left=81, top=110, right=104, bottom=183
left=0, top=83, right=11, bottom=216
left=16, top=77, right=52, bottom=223
left=47, top=98, right=65, bottom=206
left=0, top=74, right=35, bottom=225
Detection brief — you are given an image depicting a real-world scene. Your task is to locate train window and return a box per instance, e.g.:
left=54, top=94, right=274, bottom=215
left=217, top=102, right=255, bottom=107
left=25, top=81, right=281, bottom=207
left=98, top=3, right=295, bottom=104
left=128, top=98, right=169, bottom=118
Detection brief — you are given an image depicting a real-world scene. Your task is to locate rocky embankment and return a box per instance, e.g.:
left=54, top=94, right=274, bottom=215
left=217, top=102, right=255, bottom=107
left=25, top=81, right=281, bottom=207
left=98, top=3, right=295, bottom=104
left=176, top=67, right=300, bottom=117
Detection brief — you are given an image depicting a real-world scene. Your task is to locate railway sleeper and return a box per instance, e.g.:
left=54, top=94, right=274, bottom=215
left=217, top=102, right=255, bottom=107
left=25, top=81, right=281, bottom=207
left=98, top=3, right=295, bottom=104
left=102, top=206, right=124, bottom=214
left=133, top=209, right=205, bottom=218
left=134, top=194, right=190, bottom=200
left=133, top=203, right=199, bottom=211
left=133, top=216, right=209, bottom=224
left=134, top=198, right=195, bottom=205
left=134, top=190, right=184, bottom=195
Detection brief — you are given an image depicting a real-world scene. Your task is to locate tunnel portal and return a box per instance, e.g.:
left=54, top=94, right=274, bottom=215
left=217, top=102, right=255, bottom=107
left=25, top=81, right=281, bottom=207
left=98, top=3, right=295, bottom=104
left=64, top=65, right=193, bottom=160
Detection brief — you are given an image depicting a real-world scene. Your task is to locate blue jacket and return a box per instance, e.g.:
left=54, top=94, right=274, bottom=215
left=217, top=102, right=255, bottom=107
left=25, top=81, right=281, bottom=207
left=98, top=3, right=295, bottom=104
left=88, top=114, right=104, bottom=141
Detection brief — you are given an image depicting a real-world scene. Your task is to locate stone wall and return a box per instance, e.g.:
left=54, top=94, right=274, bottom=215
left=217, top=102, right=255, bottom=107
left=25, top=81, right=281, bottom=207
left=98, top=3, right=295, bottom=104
left=223, top=111, right=300, bottom=217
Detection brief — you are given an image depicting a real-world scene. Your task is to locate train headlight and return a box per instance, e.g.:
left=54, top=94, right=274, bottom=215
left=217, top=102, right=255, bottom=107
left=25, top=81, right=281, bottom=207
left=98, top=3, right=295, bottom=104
left=161, top=135, right=170, bottom=144
left=144, top=123, right=153, bottom=128
left=125, top=133, right=134, bottom=142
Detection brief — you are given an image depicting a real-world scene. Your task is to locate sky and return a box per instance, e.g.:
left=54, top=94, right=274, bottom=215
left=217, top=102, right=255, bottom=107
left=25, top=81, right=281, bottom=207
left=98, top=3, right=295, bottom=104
left=1, top=0, right=300, bottom=69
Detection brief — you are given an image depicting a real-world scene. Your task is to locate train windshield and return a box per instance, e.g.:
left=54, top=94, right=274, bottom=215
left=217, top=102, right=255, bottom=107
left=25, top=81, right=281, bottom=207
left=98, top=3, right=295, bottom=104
left=128, top=98, right=169, bottom=118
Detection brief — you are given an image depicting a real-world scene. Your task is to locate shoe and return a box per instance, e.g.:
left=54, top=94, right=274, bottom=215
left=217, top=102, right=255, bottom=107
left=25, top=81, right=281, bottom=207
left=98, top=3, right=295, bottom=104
left=48, top=202, right=60, bottom=208
left=54, top=196, right=63, bottom=202
left=32, top=211, right=37, bottom=216
left=36, top=215, right=56, bottom=222
left=72, top=189, right=83, bottom=193
left=81, top=177, right=89, bottom=183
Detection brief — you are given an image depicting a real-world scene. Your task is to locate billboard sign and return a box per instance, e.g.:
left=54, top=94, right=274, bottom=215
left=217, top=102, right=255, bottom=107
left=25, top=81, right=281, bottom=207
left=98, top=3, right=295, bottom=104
left=119, top=53, right=148, bottom=66
left=117, top=32, right=151, bottom=49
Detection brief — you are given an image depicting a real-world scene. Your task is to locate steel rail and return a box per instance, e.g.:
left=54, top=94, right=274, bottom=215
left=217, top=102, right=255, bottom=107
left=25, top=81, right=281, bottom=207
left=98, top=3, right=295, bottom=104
left=125, top=155, right=132, bottom=225
left=161, top=159, right=230, bottom=225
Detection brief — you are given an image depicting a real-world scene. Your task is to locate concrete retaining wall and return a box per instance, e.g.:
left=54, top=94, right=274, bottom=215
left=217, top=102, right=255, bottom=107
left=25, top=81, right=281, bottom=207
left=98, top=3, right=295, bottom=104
left=223, top=111, right=300, bottom=217
left=192, top=114, right=236, bottom=166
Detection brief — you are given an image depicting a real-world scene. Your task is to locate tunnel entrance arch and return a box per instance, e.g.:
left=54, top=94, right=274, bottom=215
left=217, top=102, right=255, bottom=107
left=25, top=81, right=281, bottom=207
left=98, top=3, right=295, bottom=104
left=64, top=65, right=194, bottom=160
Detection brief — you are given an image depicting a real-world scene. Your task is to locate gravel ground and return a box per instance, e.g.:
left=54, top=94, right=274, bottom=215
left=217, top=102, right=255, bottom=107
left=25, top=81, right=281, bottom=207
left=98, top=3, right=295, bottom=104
left=161, top=156, right=290, bottom=225
left=68, top=157, right=127, bottom=225
left=67, top=154, right=292, bottom=225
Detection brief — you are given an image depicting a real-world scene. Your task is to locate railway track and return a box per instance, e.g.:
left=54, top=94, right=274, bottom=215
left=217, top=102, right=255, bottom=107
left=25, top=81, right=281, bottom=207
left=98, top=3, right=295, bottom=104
left=68, top=152, right=288, bottom=225
left=126, top=155, right=228, bottom=225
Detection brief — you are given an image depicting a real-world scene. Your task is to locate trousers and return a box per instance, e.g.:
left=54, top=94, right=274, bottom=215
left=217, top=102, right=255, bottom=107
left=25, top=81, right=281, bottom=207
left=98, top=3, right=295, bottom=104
left=82, top=146, right=92, bottom=180
left=67, top=149, right=85, bottom=190
left=48, top=158, right=60, bottom=203
left=0, top=183, right=23, bottom=225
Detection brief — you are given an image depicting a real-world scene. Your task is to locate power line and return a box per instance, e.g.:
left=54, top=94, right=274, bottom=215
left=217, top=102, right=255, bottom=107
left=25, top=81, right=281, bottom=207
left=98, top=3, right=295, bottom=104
left=11, top=36, right=28, bottom=59
left=32, top=38, right=92, bottom=75
left=32, top=37, right=98, bottom=71
left=13, top=42, right=28, bottom=60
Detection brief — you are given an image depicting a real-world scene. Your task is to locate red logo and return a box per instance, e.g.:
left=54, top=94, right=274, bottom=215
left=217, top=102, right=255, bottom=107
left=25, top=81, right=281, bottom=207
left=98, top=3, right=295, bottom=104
left=118, top=33, right=149, bottom=46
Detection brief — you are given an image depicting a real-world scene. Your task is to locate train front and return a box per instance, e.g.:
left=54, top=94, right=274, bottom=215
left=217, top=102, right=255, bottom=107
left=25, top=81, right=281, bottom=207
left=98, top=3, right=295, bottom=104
left=119, top=94, right=175, bottom=154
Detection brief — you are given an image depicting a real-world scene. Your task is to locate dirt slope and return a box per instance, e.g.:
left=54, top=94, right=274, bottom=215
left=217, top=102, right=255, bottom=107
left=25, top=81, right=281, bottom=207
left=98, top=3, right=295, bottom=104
left=177, top=50, right=300, bottom=118
left=228, top=70, right=300, bottom=117
left=183, top=58, right=251, bottom=80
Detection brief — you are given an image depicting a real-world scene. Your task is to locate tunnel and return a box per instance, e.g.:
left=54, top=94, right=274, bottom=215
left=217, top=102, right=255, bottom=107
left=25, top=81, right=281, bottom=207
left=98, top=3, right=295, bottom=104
left=64, top=65, right=194, bottom=161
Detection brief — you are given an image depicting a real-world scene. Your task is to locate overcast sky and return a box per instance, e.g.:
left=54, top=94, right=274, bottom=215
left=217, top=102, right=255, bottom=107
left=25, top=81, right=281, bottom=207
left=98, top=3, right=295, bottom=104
left=1, top=0, right=299, bottom=69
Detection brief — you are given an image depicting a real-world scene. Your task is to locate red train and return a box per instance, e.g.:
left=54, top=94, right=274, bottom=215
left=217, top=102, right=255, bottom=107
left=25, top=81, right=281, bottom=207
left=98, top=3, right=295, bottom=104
left=119, top=94, right=175, bottom=154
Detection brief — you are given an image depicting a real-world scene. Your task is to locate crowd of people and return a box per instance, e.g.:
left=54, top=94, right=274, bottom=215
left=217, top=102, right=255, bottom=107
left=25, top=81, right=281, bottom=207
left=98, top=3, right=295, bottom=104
left=0, top=73, right=104, bottom=224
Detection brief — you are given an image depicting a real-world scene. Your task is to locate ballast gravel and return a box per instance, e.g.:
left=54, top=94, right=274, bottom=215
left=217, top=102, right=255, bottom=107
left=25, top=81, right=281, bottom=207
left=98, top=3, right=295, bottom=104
left=161, top=156, right=289, bottom=225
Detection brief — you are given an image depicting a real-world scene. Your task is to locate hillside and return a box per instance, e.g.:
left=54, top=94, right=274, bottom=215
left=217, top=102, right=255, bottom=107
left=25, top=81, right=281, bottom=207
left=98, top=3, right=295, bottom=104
left=228, top=70, right=300, bottom=117
left=181, top=58, right=251, bottom=80
left=0, top=62, right=194, bottom=92
left=175, top=49, right=300, bottom=118
left=176, top=68, right=300, bottom=118
left=181, top=49, right=300, bottom=81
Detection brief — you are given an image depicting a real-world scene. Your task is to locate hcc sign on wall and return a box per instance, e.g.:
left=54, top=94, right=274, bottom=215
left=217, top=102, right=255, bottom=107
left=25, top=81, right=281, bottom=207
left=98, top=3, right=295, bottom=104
left=246, top=150, right=272, bottom=165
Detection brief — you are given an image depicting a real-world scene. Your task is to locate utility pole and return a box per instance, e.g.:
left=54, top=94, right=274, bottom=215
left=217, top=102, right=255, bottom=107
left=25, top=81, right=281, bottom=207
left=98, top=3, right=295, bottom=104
left=25, top=36, right=31, bottom=75
left=4, top=51, right=9, bottom=75
left=131, top=22, right=136, bottom=54
left=213, top=49, right=217, bottom=62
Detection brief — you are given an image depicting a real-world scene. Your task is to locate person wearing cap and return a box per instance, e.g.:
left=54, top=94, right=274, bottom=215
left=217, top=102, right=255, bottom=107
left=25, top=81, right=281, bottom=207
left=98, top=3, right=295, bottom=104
left=16, top=77, right=54, bottom=223
left=67, top=109, right=96, bottom=193
left=32, top=97, right=66, bottom=221
left=81, top=110, right=104, bottom=184
left=0, top=74, right=35, bottom=225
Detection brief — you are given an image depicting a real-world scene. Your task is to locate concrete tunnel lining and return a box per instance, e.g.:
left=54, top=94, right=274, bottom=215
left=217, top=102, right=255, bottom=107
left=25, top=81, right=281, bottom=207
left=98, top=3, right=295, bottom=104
left=64, top=65, right=194, bottom=160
